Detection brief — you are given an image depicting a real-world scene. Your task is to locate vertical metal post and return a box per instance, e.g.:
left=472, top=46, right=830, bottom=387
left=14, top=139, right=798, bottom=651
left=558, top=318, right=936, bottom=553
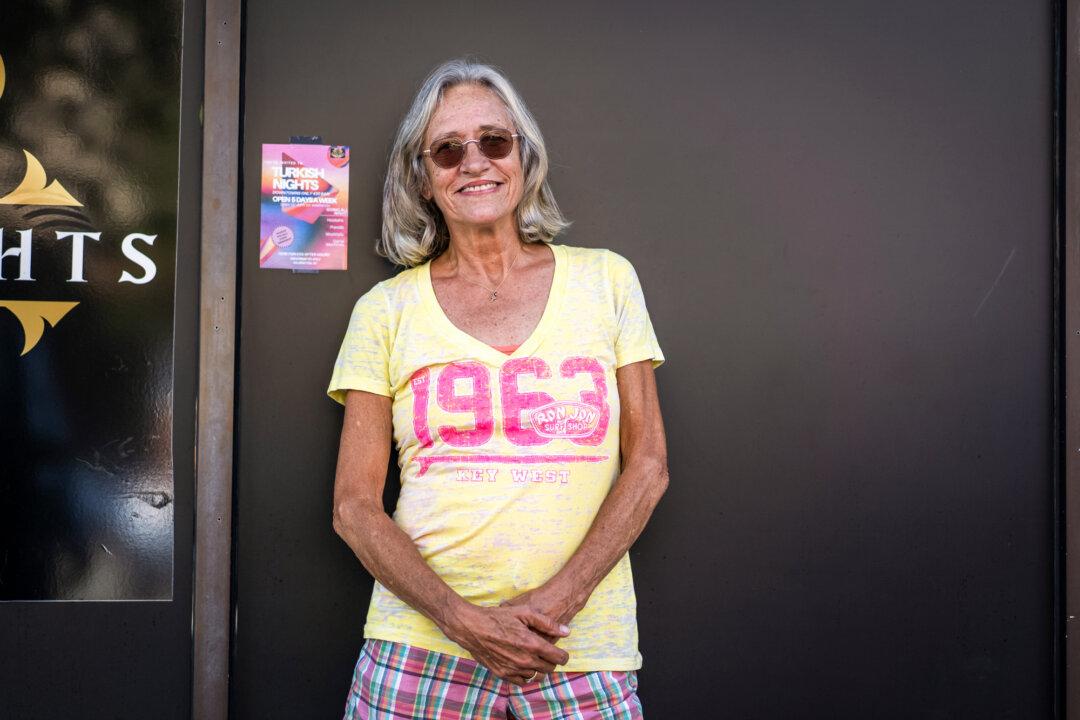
left=193, top=0, right=241, bottom=718
left=1065, top=0, right=1080, bottom=716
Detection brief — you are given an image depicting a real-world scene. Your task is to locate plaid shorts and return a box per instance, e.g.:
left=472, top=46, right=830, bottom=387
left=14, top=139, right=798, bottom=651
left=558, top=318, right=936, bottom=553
left=343, top=639, right=643, bottom=720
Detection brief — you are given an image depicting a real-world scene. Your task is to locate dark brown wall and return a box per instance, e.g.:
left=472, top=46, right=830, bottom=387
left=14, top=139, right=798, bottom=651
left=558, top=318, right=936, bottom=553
left=235, top=1, right=1055, bottom=717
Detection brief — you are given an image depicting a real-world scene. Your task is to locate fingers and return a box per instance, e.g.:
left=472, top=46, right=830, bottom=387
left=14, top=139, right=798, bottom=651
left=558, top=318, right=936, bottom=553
left=504, top=668, right=548, bottom=686
left=459, top=605, right=571, bottom=681
left=525, top=660, right=557, bottom=675
left=494, top=633, right=566, bottom=669
left=525, top=636, right=569, bottom=667
left=482, top=637, right=561, bottom=683
left=510, top=611, right=569, bottom=666
left=520, top=609, right=571, bottom=639
left=498, top=634, right=564, bottom=678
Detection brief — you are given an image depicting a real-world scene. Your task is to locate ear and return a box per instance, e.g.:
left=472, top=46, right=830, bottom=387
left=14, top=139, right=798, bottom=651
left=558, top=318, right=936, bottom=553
left=421, top=181, right=433, bottom=201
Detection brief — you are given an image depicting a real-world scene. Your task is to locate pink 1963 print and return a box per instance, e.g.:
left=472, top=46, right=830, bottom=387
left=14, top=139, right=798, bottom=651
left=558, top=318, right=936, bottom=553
left=408, top=356, right=612, bottom=475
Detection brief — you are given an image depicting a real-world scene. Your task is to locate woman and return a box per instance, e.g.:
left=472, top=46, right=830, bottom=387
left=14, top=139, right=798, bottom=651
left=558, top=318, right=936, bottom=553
left=328, top=58, right=668, bottom=719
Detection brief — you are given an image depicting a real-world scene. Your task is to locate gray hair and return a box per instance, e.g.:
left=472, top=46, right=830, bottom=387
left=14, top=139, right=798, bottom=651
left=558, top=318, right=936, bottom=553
left=377, top=58, right=570, bottom=267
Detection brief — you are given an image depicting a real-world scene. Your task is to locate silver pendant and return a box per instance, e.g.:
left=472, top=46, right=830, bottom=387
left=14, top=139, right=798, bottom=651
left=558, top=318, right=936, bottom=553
left=489, top=291, right=498, bottom=302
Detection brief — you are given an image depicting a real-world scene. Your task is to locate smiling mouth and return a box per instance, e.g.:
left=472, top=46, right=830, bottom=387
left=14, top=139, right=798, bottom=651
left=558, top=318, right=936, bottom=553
left=458, top=182, right=500, bottom=194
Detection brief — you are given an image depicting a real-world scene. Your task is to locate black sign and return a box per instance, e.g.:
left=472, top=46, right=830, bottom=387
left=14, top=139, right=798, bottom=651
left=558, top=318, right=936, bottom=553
left=0, top=1, right=182, bottom=600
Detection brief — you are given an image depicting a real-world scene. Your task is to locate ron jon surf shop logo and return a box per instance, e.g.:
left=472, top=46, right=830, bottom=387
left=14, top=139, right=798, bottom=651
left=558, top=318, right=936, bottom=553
left=528, top=401, right=601, bottom=439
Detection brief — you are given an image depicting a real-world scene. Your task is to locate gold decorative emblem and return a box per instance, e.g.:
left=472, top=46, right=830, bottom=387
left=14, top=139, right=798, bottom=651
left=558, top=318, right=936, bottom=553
left=0, top=300, right=79, bottom=355
left=0, top=53, right=85, bottom=355
left=0, top=149, right=82, bottom=206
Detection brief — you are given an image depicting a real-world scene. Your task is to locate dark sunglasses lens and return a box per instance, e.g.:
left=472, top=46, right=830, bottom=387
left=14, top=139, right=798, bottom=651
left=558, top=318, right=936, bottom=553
left=430, top=141, right=464, bottom=168
left=479, top=132, right=514, bottom=159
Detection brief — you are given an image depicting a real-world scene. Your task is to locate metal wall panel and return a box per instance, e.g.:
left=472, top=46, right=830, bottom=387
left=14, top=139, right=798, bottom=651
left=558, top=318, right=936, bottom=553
left=235, top=1, right=1054, bottom=717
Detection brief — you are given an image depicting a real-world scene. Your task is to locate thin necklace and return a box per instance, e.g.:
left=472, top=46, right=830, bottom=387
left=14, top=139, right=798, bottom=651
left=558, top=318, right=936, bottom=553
left=457, top=243, right=523, bottom=302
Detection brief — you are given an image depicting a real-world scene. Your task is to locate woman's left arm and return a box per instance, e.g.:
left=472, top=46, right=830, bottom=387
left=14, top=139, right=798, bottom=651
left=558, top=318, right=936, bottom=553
left=505, top=358, right=669, bottom=628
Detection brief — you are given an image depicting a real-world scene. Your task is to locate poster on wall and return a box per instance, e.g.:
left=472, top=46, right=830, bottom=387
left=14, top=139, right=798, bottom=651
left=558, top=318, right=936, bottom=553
left=259, top=143, right=349, bottom=270
left=0, top=2, right=182, bottom=600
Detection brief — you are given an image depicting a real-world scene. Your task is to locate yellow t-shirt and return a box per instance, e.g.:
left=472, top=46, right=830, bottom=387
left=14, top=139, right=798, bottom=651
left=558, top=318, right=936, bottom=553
left=327, top=243, right=663, bottom=671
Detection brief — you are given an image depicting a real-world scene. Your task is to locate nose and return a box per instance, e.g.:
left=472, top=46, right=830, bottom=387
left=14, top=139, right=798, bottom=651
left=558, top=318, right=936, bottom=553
left=458, top=139, right=490, bottom=173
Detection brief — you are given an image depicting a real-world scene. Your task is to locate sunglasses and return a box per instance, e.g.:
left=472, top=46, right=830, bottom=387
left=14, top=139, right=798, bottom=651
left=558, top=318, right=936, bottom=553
left=421, top=129, right=520, bottom=169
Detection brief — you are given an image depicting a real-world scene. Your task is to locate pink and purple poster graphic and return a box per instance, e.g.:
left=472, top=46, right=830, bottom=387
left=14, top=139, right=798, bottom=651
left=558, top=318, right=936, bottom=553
left=260, top=144, right=349, bottom=270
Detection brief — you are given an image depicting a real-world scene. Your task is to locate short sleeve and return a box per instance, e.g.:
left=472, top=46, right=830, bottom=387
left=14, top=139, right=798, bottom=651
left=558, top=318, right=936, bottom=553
left=609, top=252, right=665, bottom=369
left=327, top=284, right=393, bottom=404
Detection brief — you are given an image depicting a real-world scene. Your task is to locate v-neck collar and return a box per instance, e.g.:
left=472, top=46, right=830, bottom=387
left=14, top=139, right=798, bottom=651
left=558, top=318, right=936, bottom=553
left=418, top=243, right=567, bottom=365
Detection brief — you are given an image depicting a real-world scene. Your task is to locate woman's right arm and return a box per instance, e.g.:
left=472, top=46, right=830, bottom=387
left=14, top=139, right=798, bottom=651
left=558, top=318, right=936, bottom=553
left=332, top=389, right=571, bottom=684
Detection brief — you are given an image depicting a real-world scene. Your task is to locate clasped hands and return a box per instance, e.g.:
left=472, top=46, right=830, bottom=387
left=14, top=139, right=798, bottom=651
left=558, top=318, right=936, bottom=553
left=441, top=583, right=584, bottom=686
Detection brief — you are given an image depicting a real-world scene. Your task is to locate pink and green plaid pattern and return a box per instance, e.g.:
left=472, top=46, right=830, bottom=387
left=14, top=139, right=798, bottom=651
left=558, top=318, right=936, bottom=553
left=344, top=639, right=644, bottom=719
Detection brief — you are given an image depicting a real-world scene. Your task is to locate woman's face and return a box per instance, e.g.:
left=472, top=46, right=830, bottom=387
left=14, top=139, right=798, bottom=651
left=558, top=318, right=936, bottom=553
left=422, top=84, right=524, bottom=237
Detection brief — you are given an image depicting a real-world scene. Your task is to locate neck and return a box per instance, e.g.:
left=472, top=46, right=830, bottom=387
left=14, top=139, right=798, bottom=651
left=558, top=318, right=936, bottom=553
left=439, top=223, right=524, bottom=284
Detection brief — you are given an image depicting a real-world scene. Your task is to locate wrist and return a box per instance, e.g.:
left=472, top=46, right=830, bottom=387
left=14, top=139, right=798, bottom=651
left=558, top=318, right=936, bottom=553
left=435, top=594, right=477, bottom=643
left=544, top=574, right=591, bottom=620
